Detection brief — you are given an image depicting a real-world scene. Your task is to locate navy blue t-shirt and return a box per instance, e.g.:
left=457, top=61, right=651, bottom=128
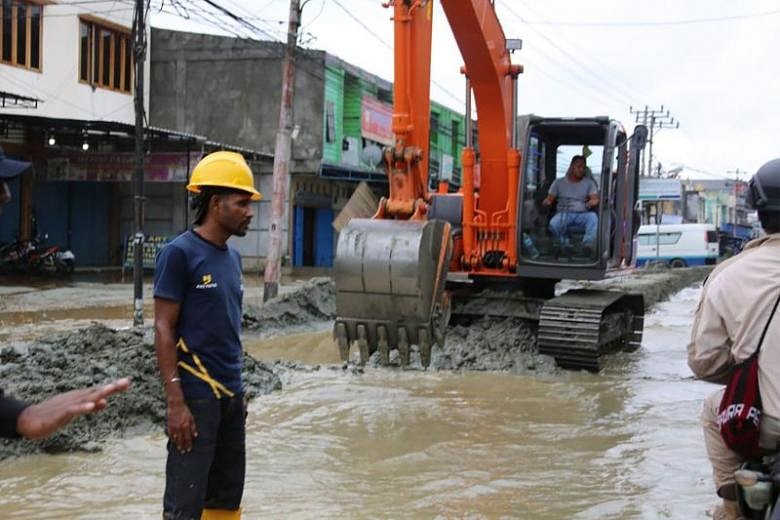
left=153, top=230, right=244, bottom=398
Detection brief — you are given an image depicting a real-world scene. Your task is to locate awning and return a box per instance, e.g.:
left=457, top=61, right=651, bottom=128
left=0, top=90, right=42, bottom=109
left=319, top=162, right=387, bottom=183
left=0, top=113, right=206, bottom=142
left=0, top=113, right=276, bottom=163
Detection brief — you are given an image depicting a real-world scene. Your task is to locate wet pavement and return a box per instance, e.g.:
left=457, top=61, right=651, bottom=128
left=0, top=284, right=721, bottom=518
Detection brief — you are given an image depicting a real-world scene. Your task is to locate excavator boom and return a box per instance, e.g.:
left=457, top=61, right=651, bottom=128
left=335, top=0, right=519, bottom=367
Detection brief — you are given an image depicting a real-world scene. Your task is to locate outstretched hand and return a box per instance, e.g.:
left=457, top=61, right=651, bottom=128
left=16, top=377, right=131, bottom=440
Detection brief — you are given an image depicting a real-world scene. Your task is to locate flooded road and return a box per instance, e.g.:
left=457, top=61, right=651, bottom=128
left=0, top=286, right=720, bottom=518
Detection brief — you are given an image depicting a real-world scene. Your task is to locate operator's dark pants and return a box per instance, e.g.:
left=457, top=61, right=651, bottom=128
left=163, top=394, right=246, bottom=520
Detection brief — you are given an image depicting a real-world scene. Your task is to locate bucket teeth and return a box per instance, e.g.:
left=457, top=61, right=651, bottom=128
left=377, top=325, right=390, bottom=365
left=356, top=324, right=370, bottom=366
left=333, top=321, right=438, bottom=368
left=418, top=328, right=432, bottom=368
left=335, top=322, right=350, bottom=362
left=397, top=327, right=410, bottom=367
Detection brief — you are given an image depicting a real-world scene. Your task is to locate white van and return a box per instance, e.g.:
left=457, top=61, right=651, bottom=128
left=636, top=223, right=719, bottom=267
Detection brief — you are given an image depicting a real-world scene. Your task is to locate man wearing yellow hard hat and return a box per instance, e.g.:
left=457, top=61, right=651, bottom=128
left=153, top=151, right=261, bottom=520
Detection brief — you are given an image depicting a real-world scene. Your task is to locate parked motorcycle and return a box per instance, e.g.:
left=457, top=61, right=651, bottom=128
left=735, top=457, right=780, bottom=519
left=31, top=239, right=76, bottom=274
left=0, top=235, right=75, bottom=275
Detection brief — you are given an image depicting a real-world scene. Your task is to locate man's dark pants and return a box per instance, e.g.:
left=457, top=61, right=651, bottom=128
left=163, top=394, right=246, bottom=520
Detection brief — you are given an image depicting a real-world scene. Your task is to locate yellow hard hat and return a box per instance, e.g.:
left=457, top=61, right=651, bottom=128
left=186, top=151, right=262, bottom=201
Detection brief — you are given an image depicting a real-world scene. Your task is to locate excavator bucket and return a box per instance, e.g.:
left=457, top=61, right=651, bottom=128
left=333, top=218, right=452, bottom=367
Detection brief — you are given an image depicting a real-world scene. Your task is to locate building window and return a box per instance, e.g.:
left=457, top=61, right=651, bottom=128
left=0, top=1, right=42, bottom=71
left=325, top=101, right=336, bottom=143
left=430, top=112, right=439, bottom=147
left=79, top=19, right=132, bottom=94
left=638, top=232, right=682, bottom=246
left=451, top=120, right=460, bottom=157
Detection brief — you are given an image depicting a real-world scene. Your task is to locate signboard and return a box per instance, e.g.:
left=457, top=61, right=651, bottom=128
left=124, top=235, right=172, bottom=270
left=361, top=95, right=393, bottom=145
left=46, top=152, right=202, bottom=182
left=440, top=153, right=454, bottom=181
left=639, top=178, right=682, bottom=201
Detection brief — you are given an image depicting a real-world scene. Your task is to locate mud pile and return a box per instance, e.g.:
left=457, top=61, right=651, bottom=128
left=0, top=324, right=281, bottom=461
left=433, top=316, right=554, bottom=372
left=586, top=266, right=711, bottom=308
left=243, top=277, right=335, bottom=337
left=368, top=267, right=712, bottom=373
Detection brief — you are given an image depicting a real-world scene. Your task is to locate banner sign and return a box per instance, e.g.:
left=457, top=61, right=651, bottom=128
left=124, top=235, right=172, bottom=270
left=46, top=152, right=202, bottom=182
left=361, top=95, right=393, bottom=145
left=639, top=178, right=682, bottom=201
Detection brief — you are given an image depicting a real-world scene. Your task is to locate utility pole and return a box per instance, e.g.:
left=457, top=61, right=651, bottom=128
left=630, top=105, right=680, bottom=234
left=263, top=0, right=301, bottom=302
left=630, top=105, right=679, bottom=177
left=727, top=168, right=745, bottom=231
left=726, top=168, right=747, bottom=225
left=132, top=0, right=147, bottom=326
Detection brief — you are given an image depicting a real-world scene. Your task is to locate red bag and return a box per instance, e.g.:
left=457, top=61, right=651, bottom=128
left=717, top=293, right=780, bottom=458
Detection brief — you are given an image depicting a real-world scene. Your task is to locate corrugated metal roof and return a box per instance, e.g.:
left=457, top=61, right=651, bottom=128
left=204, top=140, right=273, bottom=159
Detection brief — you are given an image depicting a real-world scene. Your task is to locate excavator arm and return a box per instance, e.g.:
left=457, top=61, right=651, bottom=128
left=334, top=0, right=523, bottom=367
left=441, top=0, right=523, bottom=270
left=380, top=0, right=523, bottom=269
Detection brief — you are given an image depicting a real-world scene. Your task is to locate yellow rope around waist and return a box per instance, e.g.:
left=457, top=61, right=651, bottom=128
left=176, top=338, right=235, bottom=399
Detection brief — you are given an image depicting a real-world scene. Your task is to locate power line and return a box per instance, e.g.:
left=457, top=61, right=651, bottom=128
left=221, top=0, right=287, bottom=40
left=501, top=1, right=637, bottom=106
left=144, top=0, right=330, bottom=85
left=145, top=0, right=283, bottom=43
left=330, top=0, right=390, bottom=49
left=329, top=0, right=462, bottom=106
left=201, top=0, right=280, bottom=40
left=522, top=8, right=780, bottom=28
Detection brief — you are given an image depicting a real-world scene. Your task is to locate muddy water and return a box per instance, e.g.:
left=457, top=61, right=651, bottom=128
left=0, top=286, right=719, bottom=518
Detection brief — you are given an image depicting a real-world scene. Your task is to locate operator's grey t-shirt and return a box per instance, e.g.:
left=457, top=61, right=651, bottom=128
left=549, top=176, right=598, bottom=212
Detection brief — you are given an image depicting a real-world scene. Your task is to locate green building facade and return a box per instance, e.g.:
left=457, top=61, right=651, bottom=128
left=321, top=56, right=466, bottom=188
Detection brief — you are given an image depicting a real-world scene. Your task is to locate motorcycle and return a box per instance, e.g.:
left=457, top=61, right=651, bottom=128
left=735, top=457, right=780, bottom=519
left=0, top=235, right=75, bottom=275
left=31, top=239, right=76, bottom=274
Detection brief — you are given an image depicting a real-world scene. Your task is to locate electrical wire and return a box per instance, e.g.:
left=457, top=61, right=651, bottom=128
left=522, top=8, right=780, bottom=28
left=498, top=0, right=641, bottom=110
left=511, top=0, right=655, bottom=104
left=329, top=0, right=463, bottom=106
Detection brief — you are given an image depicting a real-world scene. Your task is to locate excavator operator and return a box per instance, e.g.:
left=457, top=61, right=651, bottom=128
left=542, top=155, right=600, bottom=256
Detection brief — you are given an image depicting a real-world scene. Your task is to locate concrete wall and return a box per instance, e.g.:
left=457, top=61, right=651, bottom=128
left=150, top=28, right=325, bottom=172
left=119, top=182, right=188, bottom=243
left=0, top=1, right=149, bottom=123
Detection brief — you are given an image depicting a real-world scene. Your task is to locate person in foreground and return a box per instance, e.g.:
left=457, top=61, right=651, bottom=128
left=154, top=151, right=261, bottom=520
left=687, top=158, right=780, bottom=520
left=1, top=379, right=131, bottom=439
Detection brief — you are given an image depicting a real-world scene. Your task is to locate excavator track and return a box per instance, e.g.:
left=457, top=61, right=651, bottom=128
left=537, top=289, right=644, bottom=371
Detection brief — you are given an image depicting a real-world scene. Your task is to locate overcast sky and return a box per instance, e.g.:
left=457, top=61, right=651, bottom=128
left=151, top=0, right=780, bottom=181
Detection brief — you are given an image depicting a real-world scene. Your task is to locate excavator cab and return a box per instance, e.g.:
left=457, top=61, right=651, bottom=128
left=516, top=116, right=643, bottom=281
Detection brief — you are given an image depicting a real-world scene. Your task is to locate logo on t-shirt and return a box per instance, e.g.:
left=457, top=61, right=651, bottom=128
left=196, top=273, right=219, bottom=290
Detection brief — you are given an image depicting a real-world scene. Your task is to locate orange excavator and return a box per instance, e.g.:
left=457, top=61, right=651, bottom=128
left=334, top=0, right=649, bottom=371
